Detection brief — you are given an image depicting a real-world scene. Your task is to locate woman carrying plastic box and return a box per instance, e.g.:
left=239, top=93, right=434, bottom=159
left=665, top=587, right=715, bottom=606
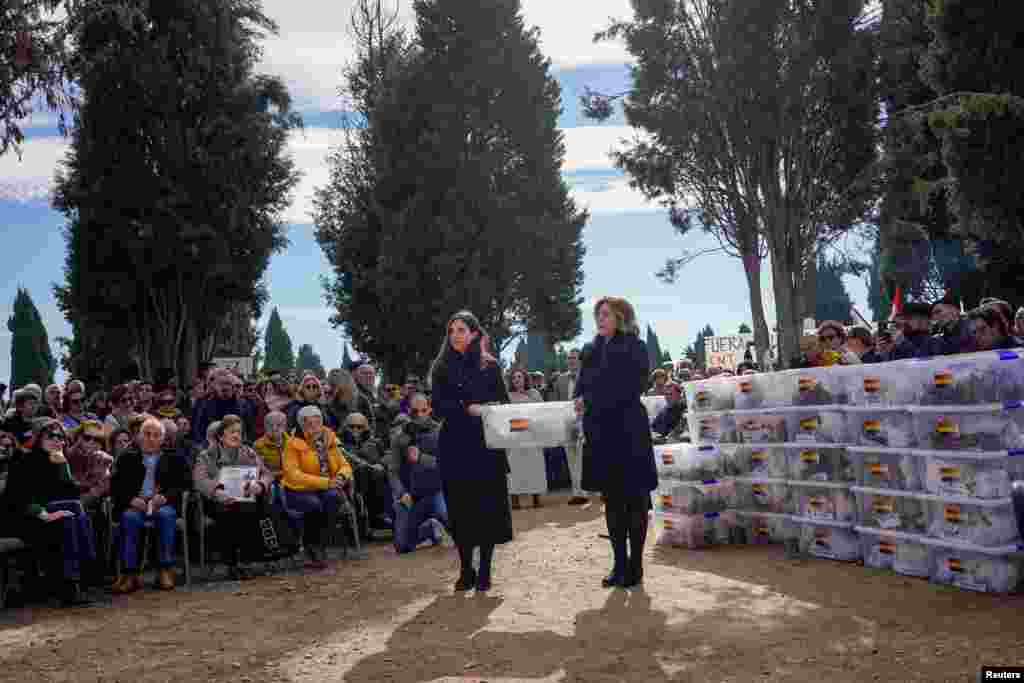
left=429, top=310, right=513, bottom=593
left=575, top=297, right=658, bottom=589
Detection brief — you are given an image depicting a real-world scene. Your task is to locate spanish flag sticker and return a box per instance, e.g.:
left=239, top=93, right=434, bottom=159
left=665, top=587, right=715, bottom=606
left=878, top=539, right=896, bottom=555
left=869, top=463, right=888, bottom=476
left=863, top=420, right=881, bottom=433
left=935, top=370, right=954, bottom=387
left=864, top=377, right=881, bottom=393
left=947, top=557, right=963, bottom=573
left=752, top=484, right=768, bottom=495
left=695, top=391, right=710, bottom=406
left=800, top=450, right=819, bottom=463
left=663, top=518, right=675, bottom=531
left=661, top=495, right=674, bottom=509
left=944, top=504, right=962, bottom=523
left=739, top=380, right=753, bottom=394
left=872, top=498, right=894, bottom=514
left=509, top=418, right=529, bottom=432
left=661, top=452, right=675, bottom=466
left=936, top=418, right=959, bottom=434
left=798, top=377, right=816, bottom=392
left=754, top=525, right=770, bottom=537
left=800, top=416, right=819, bottom=432
left=751, top=451, right=767, bottom=464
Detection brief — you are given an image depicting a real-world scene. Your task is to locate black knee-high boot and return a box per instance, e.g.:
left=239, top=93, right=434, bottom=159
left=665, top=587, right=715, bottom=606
left=477, top=544, right=495, bottom=592
left=625, top=495, right=649, bottom=587
left=455, top=543, right=477, bottom=591
left=602, top=494, right=628, bottom=587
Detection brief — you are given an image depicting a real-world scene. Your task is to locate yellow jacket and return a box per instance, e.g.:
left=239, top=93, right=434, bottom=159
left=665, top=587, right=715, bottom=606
left=253, top=433, right=289, bottom=481
left=282, top=428, right=353, bottom=492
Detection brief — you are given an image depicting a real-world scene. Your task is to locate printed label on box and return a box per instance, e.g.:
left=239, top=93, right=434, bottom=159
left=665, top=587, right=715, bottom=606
left=509, top=419, right=529, bottom=432
left=934, top=370, right=954, bottom=387
left=936, top=417, right=959, bottom=434
left=800, top=450, right=820, bottom=463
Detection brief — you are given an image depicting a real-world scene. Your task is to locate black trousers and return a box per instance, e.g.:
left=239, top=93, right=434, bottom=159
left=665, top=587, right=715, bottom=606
left=205, top=500, right=263, bottom=564
left=353, top=465, right=392, bottom=525
left=603, top=491, right=650, bottom=576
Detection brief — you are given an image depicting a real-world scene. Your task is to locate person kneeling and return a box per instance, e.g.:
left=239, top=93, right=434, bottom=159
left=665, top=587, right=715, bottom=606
left=194, top=415, right=275, bottom=580
left=282, top=406, right=354, bottom=570
left=111, top=417, right=189, bottom=593
left=389, top=394, right=450, bottom=553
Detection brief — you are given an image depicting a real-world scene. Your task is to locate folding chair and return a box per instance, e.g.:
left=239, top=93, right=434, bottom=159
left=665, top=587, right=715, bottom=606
left=106, top=493, right=191, bottom=586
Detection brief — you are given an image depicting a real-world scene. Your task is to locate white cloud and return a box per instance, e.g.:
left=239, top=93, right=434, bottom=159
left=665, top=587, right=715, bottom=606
left=561, top=126, right=644, bottom=172
left=570, top=176, right=660, bottom=214
left=0, top=136, right=68, bottom=203
left=256, top=0, right=634, bottom=110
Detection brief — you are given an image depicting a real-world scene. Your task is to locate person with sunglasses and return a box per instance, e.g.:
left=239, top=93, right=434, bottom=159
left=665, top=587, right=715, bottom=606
left=105, top=384, right=137, bottom=432
left=65, top=421, right=113, bottom=512
left=4, top=418, right=99, bottom=606
left=814, top=321, right=861, bottom=367
left=61, top=380, right=98, bottom=436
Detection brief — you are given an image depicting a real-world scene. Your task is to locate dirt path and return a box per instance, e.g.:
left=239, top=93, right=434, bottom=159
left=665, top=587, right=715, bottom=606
left=1, top=493, right=1022, bottom=683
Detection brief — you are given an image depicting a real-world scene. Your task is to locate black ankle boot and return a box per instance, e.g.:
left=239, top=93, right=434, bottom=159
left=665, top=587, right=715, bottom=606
left=601, top=571, right=625, bottom=588
left=623, top=562, right=644, bottom=588
left=455, top=568, right=477, bottom=592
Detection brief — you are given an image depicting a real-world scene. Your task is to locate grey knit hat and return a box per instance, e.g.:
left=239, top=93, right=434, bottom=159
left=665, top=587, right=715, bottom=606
left=296, top=405, right=323, bottom=423
left=22, top=384, right=42, bottom=401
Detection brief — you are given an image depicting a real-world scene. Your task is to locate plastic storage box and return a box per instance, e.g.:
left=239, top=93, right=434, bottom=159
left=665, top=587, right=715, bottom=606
left=852, top=486, right=929, bottom=534
left=653, top=443, right=722, bottom=481
left=915, top=351, right=1023, bottom=406
left=687, top=411, right=737, bottom=444
left=856, top=526, right=932, bottom=577
left=849, top=446, right=924, bottom=491
left=910, top=404, right=1024, bottom=451
left=919, top=449, right=1014, bottom=499
left=652, top=479, right=736, bottom=515
left=789, top=480, right=856, bottom=522
left=794, top=518, right=861, bottom=561
left=844, top=406, right=916, bottom=448
left=779, top=406, right=848, bottom=444
left=720, top=445, right=788, bottom=479
left=734, top=510, right=794, bottom=545
left=923, top=536, right=1023, bottom=593
left=734, top=477, right=793, bottom=514
left=791, top=367, right=851, bottom=407
left=732, top=409, right=788, bottom=444
left=924, top=495, right=1020, bottom=547
left=481, top=401, right=575, bottom=449
left=785, top=444, right=857, bottom=483
left=684, top=378, right=736, bottom=413
left=652, top=511, right=734, bottom=549
left=844, top=360, right=922, bottom=407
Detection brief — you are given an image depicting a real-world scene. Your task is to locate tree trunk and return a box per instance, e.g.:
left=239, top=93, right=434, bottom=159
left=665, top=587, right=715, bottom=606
left=741, top=249, right=771, bottom=370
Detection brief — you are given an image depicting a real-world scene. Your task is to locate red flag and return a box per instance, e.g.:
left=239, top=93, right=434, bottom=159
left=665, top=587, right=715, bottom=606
left=15, top=31, right=32, bottom=68
left=888, top=284, right=904, bottom=321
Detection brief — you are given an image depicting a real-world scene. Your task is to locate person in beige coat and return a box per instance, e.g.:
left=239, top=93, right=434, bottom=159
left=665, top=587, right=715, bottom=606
left=551, top=350, right=588, bottom=505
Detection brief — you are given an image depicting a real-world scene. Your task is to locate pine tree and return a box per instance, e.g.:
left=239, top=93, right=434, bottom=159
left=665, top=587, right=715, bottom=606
left=815, top=256, right=855, bottom=324
left=646, top=325, right=662, bottom=371
left=314, top=0, right=586, bottom=381
left=695, top=324, right=715, bottom=370
left=341, top=343, right=353, bottom=371
left=738, top=323, right=752, bottom=334
left=295, top=344, right=325, bottom=379
left=263, top=308, right=295, bottom=372
left=7, top=287, right=55, bottom=388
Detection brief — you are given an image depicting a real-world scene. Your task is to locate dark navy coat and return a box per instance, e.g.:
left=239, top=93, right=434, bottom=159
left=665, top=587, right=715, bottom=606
left=431, top=349, right=513, bottom=546
left=575, top=334, right=658, bottom=496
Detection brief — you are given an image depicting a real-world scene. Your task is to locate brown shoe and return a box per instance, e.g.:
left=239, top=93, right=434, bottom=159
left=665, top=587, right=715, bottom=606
left=112, top=575, right=142, bottom=595
left=568, top=496, right=588, bottom=506
left=157, top=568, right=176, bottom=590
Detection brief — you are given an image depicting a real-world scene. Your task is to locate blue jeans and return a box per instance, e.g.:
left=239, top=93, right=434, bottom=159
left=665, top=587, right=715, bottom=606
left=45, top=500, right=97, bottom=581
left=120, top=505, right=177, bottom=571
left=393, top=491, right=449, bottom=554
left=284, top=489, right=341, bottom=547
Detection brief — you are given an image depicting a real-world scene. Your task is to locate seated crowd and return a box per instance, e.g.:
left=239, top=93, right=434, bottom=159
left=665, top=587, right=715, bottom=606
left=0, top=357, right=591, bottom=607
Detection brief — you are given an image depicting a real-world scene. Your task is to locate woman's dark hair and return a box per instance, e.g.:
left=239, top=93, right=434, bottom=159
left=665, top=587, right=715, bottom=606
left=968, top=306, right=1011, bottom=339
left=429, top=310, right=492, bottom=388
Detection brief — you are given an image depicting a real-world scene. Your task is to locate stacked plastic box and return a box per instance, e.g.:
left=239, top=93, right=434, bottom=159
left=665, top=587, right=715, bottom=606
left=849, top=351, right=1024, bottom=593
left=684, top=351, right=1024, bottom=592
left=651, top=443, right=738, bottom=549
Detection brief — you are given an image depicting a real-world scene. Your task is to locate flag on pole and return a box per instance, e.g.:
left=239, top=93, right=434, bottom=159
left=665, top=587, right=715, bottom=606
left=888, top=285, right=903, bottom=321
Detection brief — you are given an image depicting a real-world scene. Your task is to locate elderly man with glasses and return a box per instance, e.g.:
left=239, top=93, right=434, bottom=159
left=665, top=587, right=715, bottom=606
left=340, top=412, right=394, bottom=536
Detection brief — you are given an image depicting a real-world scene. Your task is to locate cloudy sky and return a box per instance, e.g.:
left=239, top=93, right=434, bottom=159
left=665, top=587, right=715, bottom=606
left=0, top=0, right=867, bottom=385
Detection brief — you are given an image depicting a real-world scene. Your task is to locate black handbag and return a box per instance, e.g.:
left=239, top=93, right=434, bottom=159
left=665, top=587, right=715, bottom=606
left=239, top=499, right=300, bottom=562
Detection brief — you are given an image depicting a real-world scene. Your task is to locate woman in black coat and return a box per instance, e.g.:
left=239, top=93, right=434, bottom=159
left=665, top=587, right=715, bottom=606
left=575, top=297, right=658, bottom=588
left=430, top=310, right=513, bottom=593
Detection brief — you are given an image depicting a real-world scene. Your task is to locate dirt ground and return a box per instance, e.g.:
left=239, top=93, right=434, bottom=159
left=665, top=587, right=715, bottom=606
left=1, top=492, right=1022, bottom=683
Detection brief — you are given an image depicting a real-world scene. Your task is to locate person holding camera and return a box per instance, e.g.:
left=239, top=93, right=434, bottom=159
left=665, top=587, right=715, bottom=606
left=387, top=394, right=451, bottom=553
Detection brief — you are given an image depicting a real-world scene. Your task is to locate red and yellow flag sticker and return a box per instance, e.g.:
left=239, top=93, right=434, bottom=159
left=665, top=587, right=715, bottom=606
left=509, top=418, right=529, bottom=432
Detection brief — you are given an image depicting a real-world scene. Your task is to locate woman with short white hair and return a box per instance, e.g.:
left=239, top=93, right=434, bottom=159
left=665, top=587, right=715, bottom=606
left=281, top=405, right=353, bottom=569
